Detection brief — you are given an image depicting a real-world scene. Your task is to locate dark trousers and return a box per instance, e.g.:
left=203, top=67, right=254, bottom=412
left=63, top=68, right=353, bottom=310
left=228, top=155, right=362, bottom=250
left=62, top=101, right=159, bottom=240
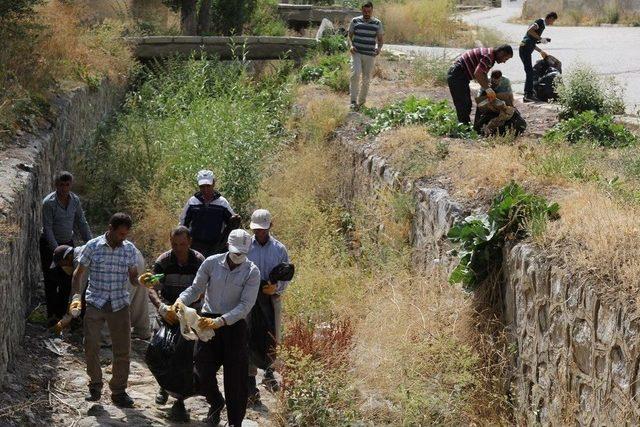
left=39, top=235, right=73, bottom=319
left=519, top=45, right=535, bottom=96
left=191, top=240, right=223, bottom=258
left=194, top=316, right=248, bottom=427
left=447, top=64, right=472, bottom=125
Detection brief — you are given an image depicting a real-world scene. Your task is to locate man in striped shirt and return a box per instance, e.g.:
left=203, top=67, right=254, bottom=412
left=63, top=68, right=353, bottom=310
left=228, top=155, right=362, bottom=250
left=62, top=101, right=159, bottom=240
left=447, top=45, right=513, bottom=125
left=348, top=2, right=384, bottom=111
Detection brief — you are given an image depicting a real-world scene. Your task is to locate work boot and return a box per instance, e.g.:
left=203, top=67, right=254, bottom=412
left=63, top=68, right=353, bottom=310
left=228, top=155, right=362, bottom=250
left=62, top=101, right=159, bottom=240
left=262, top=368, right=280, bottom=393
left=112, top=392, right=135, bottom=408
left=523, top=93, right=540, bottom=103
left=155, top=387, right=168, bottom=405
left=169, top=399, right=190, bottom=422
left=85, top=388, right=101, bottom=402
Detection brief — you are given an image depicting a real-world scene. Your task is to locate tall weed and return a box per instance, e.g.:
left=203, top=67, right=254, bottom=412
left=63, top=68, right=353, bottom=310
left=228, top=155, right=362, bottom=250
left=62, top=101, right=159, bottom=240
left=556, top=65, right=626, bottom=118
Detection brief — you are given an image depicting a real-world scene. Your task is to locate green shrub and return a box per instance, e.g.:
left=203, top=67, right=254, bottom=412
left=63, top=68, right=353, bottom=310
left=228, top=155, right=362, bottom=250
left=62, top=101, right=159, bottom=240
left=246, top=0, right=287, bottom=36
left=544, top=111, right=637, bottom=147
left=319, top=34, right=348, bottom=55
left=556, top=65, right=626, bottom=118
left=448, top=182, right=559, bottom=291
left=79, top=56, right=292, bottom=220
left=299, top=53, right=350, bottom=93
left=364, top=96, right=476, bottom=138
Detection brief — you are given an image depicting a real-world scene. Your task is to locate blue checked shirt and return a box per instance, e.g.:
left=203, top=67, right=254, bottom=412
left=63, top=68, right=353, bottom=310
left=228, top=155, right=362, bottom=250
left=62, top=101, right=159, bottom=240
left=78, top=234, right=138, bottom=311
left=247, top=236, right=291, bottom=294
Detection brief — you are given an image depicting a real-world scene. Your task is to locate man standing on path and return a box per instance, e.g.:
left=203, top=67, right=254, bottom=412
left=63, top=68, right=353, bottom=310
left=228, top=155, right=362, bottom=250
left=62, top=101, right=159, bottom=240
left=447, top=45, right=514, bottom=125
left=520, top=12, right=557, bottom=102
left=40, top=171, right=92, bottom=326
left=246, top=209, right=291, bottom=407
left=348, top=1, right=384, bottom=111
left=69, top=213, right=140, bottom=408
left=179, top=169, right=241, bottom=257
left=147, top=225, right=205, bottom=422
left=173, top=229, right=260, bottom=427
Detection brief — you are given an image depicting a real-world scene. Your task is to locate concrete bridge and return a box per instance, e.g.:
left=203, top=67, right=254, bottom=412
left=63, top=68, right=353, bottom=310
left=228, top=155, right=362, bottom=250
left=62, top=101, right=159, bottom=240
left=127, top=36, right=317, bottom=61
left=277, top=4, right=359, bottom=28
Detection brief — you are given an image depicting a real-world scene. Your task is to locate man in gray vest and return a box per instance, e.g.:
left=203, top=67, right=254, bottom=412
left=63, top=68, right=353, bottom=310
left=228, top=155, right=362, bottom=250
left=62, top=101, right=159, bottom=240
left=348, top=1, right=384, bottom=111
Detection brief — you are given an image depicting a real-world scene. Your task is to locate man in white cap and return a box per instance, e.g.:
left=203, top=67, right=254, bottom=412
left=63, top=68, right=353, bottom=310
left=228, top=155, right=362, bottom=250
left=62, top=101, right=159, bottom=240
left=171, top=229, right=260, bottom=427
left=246, top=209, right=290, bottom=406
left=179, top=169, right=240, bottom=257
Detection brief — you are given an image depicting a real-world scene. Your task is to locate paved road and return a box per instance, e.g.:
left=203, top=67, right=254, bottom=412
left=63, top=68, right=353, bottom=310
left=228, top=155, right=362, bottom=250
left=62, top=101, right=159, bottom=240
left=387, top=0, right=640, bottom=113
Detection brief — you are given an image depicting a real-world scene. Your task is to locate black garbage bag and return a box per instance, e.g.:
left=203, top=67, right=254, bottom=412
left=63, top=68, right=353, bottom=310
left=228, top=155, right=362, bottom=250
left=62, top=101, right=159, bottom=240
left=473, top=108, right=527, bottom=136
left=248, top=263, right=295, bottom=369
left=145, top=323, right=195, bottom=398
left=533, top=56, right=562, bottom=102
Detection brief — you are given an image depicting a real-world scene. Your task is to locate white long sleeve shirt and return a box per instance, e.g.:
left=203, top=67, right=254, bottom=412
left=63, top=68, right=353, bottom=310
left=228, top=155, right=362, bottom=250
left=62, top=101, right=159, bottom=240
left=178, top=253, right=260, bottom=325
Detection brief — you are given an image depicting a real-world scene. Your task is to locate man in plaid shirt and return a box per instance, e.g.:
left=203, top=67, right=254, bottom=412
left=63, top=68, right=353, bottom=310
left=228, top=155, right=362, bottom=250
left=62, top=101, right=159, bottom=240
left=69, top=213, right=141, bottom=407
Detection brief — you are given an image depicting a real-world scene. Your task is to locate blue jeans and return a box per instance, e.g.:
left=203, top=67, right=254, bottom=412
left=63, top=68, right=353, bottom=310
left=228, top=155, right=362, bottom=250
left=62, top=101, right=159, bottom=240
left=519, top=45, right=535, bottom=96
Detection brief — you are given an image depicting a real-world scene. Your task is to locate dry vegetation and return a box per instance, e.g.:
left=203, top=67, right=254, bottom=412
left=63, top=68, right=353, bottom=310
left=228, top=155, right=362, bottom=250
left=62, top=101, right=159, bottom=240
left=521, top=1, right=640, bottom=26
left=0, top=0, right=159, bottom=146
left=379, top=0, right=505, bottom=47
left=255, top=86, right=512, bottom=424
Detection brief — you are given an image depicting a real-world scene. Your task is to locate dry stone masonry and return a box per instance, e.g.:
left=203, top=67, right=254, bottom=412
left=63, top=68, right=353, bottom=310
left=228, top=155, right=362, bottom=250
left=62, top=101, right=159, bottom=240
left=0, top=80, right=125, bottom=386
left=337, top=118, right=640, bottom=424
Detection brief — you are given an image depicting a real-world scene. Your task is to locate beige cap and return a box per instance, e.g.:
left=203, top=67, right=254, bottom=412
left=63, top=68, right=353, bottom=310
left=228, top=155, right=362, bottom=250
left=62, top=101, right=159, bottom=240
left=228, top=229, right=252, bottom=254
left=249, top=209, right=272, bottom=230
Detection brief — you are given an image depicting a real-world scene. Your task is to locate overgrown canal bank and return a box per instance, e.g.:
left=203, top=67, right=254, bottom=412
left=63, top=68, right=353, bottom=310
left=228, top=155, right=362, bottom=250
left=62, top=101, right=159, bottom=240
left=67, top=58, right=513, bottom=424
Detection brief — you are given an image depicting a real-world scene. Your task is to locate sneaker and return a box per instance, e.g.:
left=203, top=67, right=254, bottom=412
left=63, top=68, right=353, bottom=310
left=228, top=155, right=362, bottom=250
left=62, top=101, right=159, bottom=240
left=155, top=387, right=168, bottom=405
left=85, top=388, right=101, bottom=402
left=111, top=392, right=134, bottom=408
left=350, top=101, right=359, bottom=112
left=523, top=93, right=540, bottom=103
left=169, top=399, right=190, bottom=422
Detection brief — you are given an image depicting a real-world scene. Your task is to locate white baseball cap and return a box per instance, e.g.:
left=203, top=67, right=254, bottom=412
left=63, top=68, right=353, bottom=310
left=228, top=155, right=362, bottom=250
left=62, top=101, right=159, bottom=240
left=250, top=209, right=272, bottom=230
left=197, top=169, right=215, bottom=186
left=228, top=229, right=252, bottom=254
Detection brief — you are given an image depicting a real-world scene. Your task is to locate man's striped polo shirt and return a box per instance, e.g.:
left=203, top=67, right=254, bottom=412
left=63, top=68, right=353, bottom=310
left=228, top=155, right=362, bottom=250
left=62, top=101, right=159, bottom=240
left=455, top=47, right=496, bottom=81
left=349, top=15, right=384, bottom=56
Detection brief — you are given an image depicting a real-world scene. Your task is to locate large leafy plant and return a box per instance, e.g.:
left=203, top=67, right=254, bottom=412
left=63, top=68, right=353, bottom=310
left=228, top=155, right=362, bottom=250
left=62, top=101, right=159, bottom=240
left=544, top=111, right=637, bottom=148
left=448, top=182, right=559, bottom=291
left=364, top=96, right=475, bottom=138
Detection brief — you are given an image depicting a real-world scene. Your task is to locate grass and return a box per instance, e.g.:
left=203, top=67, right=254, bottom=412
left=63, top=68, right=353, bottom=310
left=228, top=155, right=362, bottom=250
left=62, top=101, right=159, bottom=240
left=410, top=54, right=450, bottom=86
left=256, top=84, right=511, bottom=424
left=78, top=57, right=295, bottom=255
left=521, top=3, right=640, bottom=26
left=378, top=0, right=504, bottom=47
left=0, top=0, right=140, bottom=146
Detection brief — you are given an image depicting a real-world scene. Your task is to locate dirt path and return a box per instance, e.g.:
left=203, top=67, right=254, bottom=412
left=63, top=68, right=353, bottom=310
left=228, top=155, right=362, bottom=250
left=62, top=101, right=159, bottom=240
left=0, top=316, right=279, bottom=426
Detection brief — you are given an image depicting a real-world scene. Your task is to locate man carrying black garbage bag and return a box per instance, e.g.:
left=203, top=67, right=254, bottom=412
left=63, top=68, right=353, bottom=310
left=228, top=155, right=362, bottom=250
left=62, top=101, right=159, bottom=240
left=246, top=209, right=293, bottom=407
left=144, top=225, right=204, bottom=422
left=520, top=12, right=558, bottom=102
left=173, top=229, right=260, bottom=427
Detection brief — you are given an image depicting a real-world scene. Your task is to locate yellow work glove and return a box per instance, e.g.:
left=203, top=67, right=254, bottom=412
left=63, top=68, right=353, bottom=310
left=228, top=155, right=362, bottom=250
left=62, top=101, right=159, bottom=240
left=69, top=294, right=82, bottom=318
left=485, top=88, right=496, bottom=102
left=158, top=303, right=178, bottom=325
left=197, top=317, right=225, bottom=330
left=262, top=283, right=277, bottom=295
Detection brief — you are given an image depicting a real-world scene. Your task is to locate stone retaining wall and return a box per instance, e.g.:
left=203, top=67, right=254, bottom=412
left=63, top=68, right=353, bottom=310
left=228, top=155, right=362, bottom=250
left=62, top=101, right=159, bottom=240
left=0, top=80, right=125, bottom=386
left=337, top=120, right=640, bottom=424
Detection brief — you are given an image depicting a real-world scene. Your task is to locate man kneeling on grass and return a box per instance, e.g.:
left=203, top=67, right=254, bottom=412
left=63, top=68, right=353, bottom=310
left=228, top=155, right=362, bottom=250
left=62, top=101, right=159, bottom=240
left=474, top=69, right=516, bottom=135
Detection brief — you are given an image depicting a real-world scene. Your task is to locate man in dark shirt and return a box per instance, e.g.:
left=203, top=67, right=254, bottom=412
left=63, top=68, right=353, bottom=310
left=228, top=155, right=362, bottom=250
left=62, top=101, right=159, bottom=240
left=519, top=12, right=558, bottom=102
left=179, top=169, right=240, bottom=257
left=447, top=45, right=513, bottom=125
left=147, top=226, right=205, bottom=422
left=40, top=171, right=92, bottom=325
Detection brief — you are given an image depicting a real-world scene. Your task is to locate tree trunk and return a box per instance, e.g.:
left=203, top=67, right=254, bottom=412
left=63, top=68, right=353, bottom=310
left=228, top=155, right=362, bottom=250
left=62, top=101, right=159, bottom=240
left=197, top=0, right=212, bottom=35
left=181, top=0, right=197, bottom=35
